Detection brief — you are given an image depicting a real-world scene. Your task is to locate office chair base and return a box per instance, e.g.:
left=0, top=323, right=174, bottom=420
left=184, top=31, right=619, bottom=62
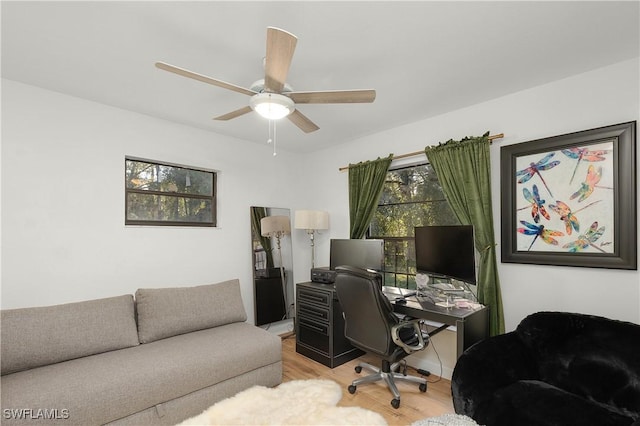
left=349, top=360, right=427, bottom=409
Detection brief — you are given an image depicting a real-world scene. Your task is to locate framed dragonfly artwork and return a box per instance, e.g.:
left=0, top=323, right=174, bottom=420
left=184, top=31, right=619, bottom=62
left=501, top=121, right=636, bottom=270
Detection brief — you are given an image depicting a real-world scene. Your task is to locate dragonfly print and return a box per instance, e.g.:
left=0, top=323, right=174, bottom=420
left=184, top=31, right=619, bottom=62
left=520, top=184, right=549, bottom=223
left=511, top=132, right=619, bottom=257
left=561, top=147, right=610, bottom=184
left=517, top=220, right=564, bottom=251
left=515, top=152, right=560, bottom=197
left=548, top=199, right=601, bottom=235
left=570, top=165, right=603, bottom=202
left=563, top=221, right=606, bottom=253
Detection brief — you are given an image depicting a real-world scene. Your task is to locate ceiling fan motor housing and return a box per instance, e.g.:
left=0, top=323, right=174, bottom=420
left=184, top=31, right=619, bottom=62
left=250, top=79, right=293, bottom=94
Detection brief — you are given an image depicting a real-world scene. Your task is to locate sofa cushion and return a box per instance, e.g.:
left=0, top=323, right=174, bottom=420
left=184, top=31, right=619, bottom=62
left=1, top=295, right=139, bottom=375
left=0, top=322, right=282, bottom=425
left=135, top=279, right=247, bottom=344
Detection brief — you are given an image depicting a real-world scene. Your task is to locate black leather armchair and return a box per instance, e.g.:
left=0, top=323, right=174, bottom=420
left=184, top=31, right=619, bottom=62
left=334, top=265, right=428, bottom=409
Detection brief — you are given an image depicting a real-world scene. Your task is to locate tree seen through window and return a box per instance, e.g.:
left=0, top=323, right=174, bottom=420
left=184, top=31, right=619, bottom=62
left=369, top=163, right=458, bottom=288
left=125, top=158, right=216, bottom=226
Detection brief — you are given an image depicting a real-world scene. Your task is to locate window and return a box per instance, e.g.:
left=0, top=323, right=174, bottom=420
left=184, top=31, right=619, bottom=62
left=125, top=158, right=216, bottom=227
left=368, top=163, right=458, bottom=288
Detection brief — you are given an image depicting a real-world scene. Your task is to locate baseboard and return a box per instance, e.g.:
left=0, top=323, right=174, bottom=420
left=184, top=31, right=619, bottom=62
left=409, top=358, right=454, bottom=381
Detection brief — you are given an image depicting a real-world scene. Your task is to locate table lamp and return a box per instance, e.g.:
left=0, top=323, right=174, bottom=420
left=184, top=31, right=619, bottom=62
left=294, top=210, right=329, bottom=269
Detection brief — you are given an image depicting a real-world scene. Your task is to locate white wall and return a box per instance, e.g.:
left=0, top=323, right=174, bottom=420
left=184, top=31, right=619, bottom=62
left=293, top=58, right=640, bottom=378
left=0, top=79, right=300, bottom=325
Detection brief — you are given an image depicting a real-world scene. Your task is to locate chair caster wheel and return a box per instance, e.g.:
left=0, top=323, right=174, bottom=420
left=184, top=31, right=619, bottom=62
left=391, top=399, right=400, bottom=409
left=419, top=383, right=427, bottom=392
left=355, top=366, right=362, bottom=373
left=348, top=385, right=357, bottom=394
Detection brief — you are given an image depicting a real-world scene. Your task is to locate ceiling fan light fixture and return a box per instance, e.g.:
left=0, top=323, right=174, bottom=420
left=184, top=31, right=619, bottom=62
left=250, top=93, right=294, bottom=120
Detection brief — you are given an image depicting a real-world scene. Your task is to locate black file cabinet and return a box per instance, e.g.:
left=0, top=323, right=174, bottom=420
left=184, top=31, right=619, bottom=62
left=295, top=281, right=363, bottom=368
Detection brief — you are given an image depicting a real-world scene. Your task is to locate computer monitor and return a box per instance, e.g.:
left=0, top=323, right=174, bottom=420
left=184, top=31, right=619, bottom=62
left=329, top=239, right=384, bottom=272
left=414, top=225, right=476, bottom=285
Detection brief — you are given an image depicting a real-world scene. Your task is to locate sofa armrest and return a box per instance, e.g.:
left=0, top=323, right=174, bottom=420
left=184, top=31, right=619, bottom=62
left=452, top=331, right=538, bottom=420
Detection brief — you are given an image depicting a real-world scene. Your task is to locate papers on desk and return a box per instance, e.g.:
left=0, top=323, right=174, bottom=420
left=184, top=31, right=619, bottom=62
left=382, top=286, right=416, bottom=298
left=435, top=301, right=456, bottom=308
left=435, top=298, right=483, bottom=310
left=382, top=286, right=483, bottom=310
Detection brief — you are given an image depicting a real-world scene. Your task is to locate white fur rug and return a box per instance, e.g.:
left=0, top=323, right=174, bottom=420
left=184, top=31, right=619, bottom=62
left=177, top=379, right=387, bottom=425
left=411, top=413, right=479, bottom=426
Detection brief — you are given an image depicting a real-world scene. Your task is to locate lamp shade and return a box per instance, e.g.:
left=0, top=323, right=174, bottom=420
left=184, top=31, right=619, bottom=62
left=261, top=215, right=291, bottom=237
left=294, top=210, right=329, bottom=230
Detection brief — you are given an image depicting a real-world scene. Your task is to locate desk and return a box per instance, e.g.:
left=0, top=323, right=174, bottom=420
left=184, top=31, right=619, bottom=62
left=383, top=287, right=489, bottom=359
left=295, top=281, right=489, bottom=367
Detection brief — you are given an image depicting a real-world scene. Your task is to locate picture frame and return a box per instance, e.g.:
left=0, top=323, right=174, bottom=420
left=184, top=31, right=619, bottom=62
left=500, top=121, right=636, bottom=270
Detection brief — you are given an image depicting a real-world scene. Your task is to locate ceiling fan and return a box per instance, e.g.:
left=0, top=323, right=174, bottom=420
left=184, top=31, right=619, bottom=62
left=155, top=27, right=376, bottom=133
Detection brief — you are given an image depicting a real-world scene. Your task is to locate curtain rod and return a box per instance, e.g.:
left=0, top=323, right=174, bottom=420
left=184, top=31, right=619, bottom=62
left=338, top=133, right=504, bottom=171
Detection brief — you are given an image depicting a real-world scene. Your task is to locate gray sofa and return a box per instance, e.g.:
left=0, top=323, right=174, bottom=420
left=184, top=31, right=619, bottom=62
left=1, top=279, right=283, bottom=425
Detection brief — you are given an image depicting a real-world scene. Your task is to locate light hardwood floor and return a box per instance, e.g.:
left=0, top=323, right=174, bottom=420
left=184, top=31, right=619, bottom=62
left=280, top=334, right=455, bottom=425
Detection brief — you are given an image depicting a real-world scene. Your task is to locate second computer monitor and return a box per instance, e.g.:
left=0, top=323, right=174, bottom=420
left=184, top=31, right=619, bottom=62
left=329, top=239, right=384, bottom=272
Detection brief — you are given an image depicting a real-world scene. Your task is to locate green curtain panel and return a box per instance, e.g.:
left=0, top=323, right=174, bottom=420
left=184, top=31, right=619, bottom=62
left=348, top=155, right=393, bottom=239
left=250, top=207, right=274, bottom=269
left=424, top=133, right=505, bottom=336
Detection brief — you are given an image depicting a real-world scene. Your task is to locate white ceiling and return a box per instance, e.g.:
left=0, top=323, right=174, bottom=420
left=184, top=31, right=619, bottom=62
left=2, top=1, right=639, bottom=153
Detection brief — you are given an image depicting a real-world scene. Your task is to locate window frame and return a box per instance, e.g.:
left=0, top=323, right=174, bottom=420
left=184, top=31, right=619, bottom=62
left=124, top=157, right=217, bottom=227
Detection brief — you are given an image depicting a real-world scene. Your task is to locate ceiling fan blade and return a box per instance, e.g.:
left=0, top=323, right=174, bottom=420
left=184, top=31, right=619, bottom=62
left=288, top=110, right=319, bottom=133
left=213, top=106, right=253, bottom=121
left=287, top=89, right=376, bottom=104
left=156, top=62, right=256, bottom=96
left=264, top=27, right=297, bottom=93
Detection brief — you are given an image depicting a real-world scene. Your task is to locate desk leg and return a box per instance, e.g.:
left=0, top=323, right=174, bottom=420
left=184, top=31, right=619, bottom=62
left=455, top=319, right=465, bottom=359
left=455, top=309, right=489, bottom=358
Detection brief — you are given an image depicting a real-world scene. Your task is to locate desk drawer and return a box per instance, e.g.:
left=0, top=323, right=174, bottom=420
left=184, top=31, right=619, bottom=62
left=298, top=303, right=329, bottom=322
left=298, top=317, right=329, bottom=354
left=298, top=288, right=330, bottom=307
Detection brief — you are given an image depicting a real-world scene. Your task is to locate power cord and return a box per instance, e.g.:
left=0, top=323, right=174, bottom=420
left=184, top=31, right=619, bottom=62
left=407, top=321, right=444, bottom=384
left=423, top=335, right=443, bottom=384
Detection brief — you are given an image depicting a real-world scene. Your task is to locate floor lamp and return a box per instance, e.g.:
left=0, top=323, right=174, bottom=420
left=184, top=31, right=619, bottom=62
left=260, top=215, right=291, bottom=319
left=294, top=210, right=329, bottom=269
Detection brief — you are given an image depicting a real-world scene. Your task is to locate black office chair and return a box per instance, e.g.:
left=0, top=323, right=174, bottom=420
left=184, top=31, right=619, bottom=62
left=334, top=265, right=428, bottom=409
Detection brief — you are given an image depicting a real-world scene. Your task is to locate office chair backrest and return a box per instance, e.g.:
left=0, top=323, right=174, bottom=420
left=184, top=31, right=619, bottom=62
left=334, top=265, right=398, bottom=356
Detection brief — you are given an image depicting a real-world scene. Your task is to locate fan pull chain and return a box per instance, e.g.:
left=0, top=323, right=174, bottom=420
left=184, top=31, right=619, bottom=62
left=267, top=119, right=278, bottom=156
left=273, top=121, right=277, bottom=156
